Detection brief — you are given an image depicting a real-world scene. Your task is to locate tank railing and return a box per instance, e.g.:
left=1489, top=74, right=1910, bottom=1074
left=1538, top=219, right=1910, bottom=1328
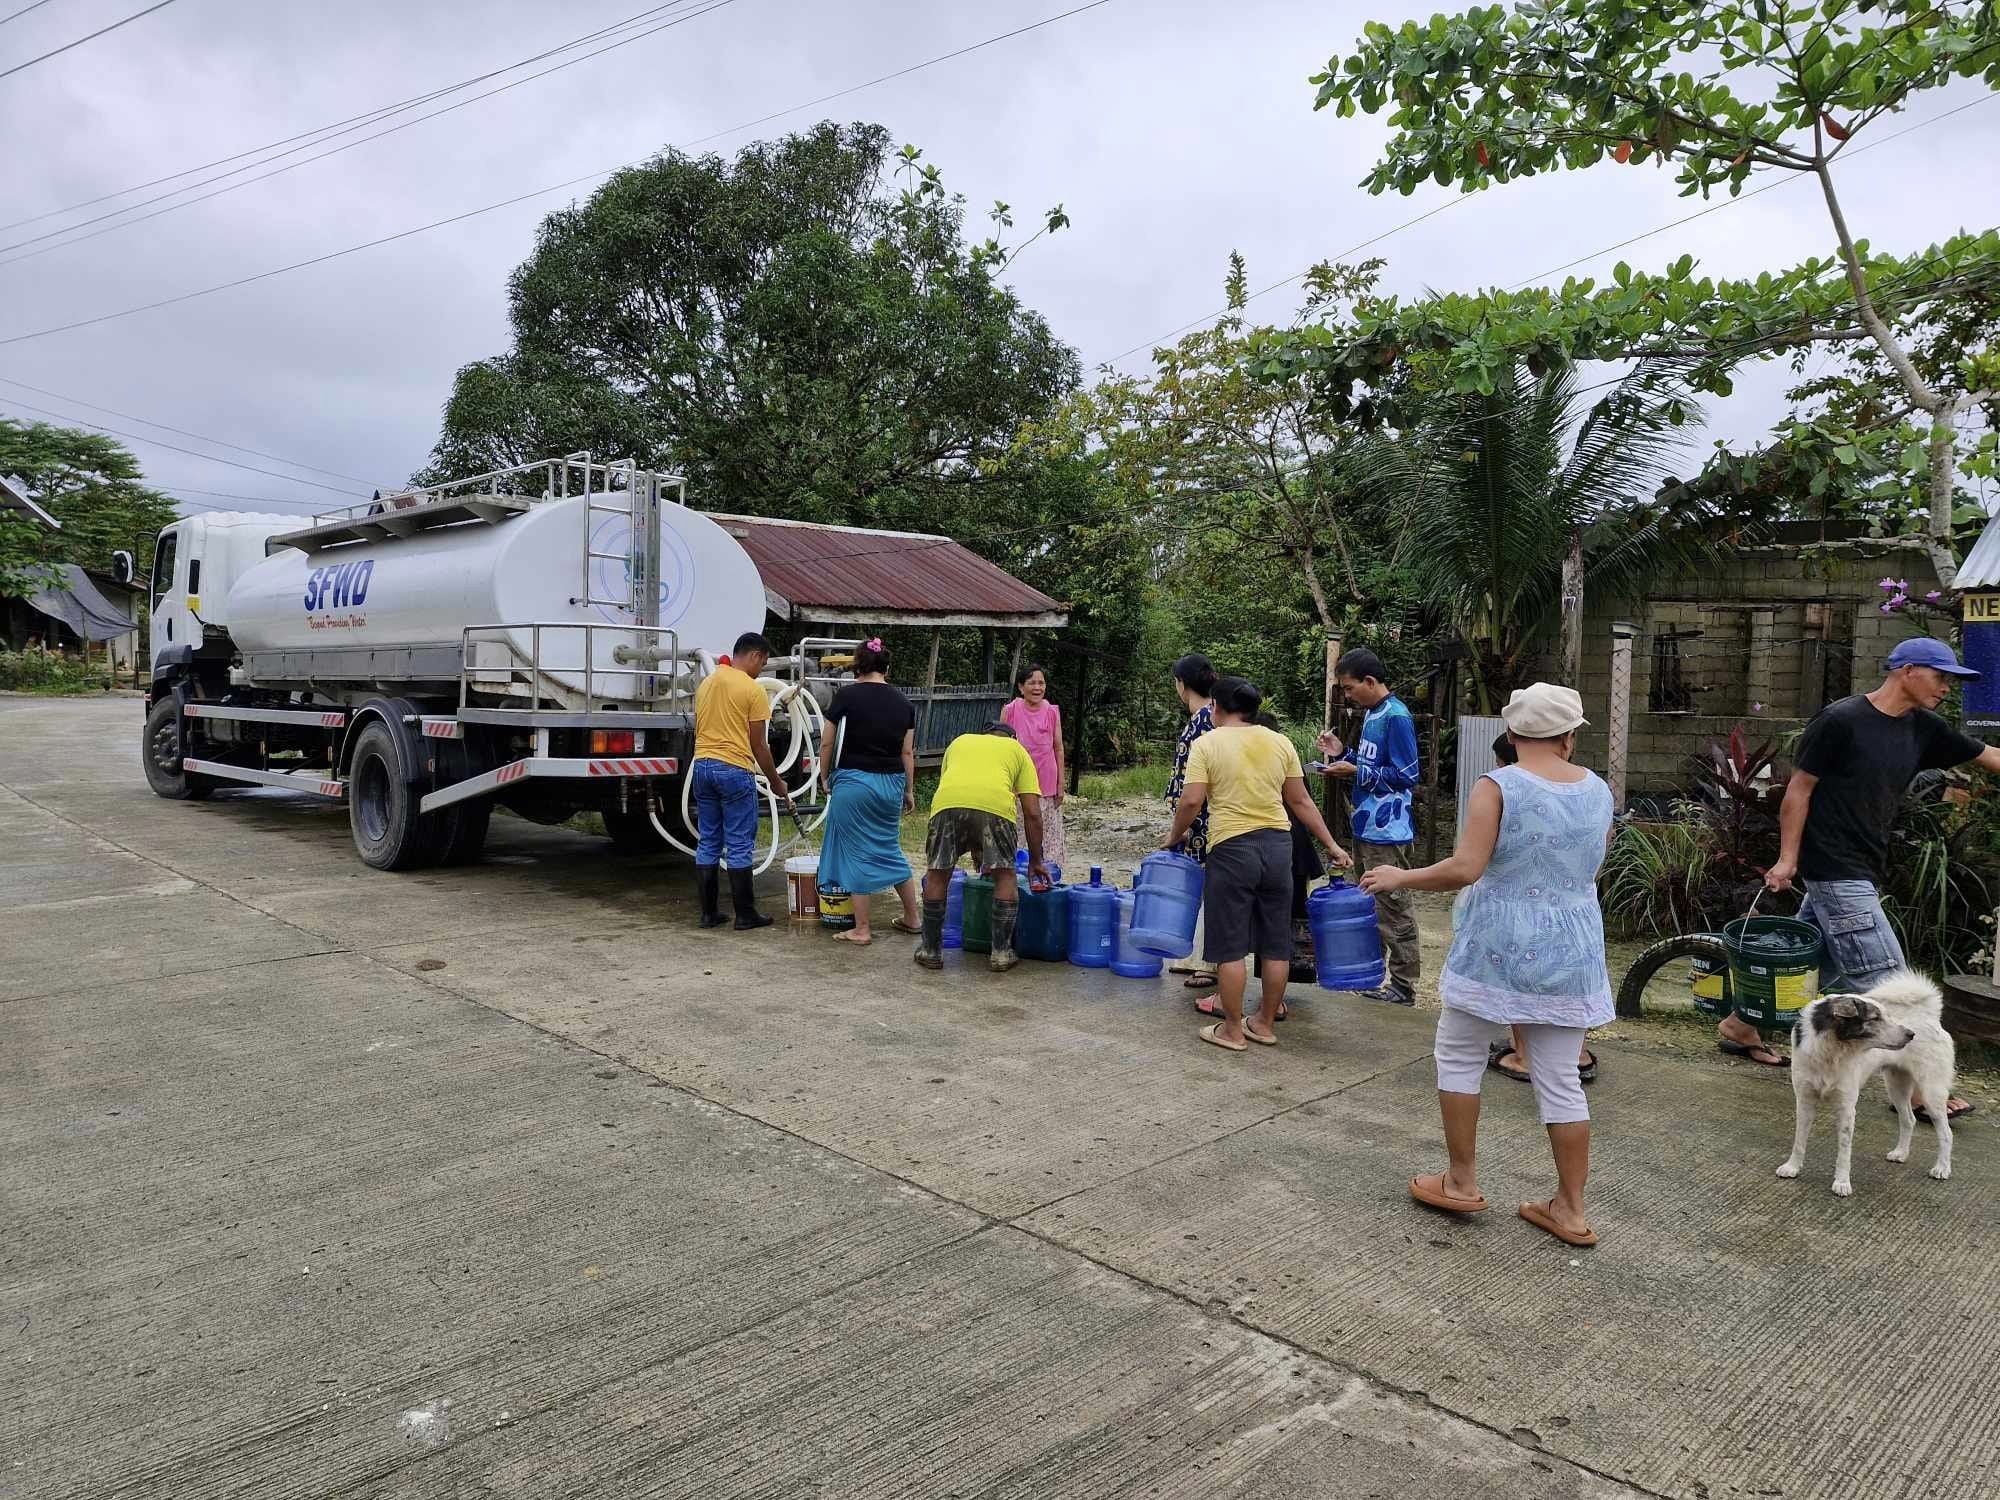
left=459, top=622, right=694, bottom=716
left=307, top=455, right=689, bottom=527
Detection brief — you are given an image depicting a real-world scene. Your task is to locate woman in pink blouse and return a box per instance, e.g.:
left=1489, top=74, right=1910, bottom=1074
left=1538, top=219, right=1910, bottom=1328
left=1000, top=663, right=1066, bottom=868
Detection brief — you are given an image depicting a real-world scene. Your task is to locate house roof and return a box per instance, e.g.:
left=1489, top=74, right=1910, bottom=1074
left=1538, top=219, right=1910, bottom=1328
left=708, top=513, right=1067, bottom=629
left=1957, top=514, right=2000, bottom=591
left=1, top=473, right=60, bottom=529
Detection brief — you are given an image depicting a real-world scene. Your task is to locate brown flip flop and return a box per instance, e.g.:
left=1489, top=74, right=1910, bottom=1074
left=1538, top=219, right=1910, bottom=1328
left=1198, top=1022, right=1246, bottom=1053
left=1409, top=1173, right=1489, bottom=1214
left=891, top=918, right=922, bottom=935
left=1518, top=1199, right=1598, bottom=1247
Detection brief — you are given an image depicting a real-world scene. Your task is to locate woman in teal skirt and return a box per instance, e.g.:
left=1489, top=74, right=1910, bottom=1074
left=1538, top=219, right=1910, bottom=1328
left=815, top=638, right=920, bottom=945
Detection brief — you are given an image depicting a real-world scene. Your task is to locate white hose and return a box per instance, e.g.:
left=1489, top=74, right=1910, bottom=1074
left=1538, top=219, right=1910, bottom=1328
left=647, top=670, right=828, bottom=875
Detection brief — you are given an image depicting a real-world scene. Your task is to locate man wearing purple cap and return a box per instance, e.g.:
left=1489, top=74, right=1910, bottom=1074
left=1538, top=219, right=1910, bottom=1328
left=1723, top=639, right=2000, bottom=1120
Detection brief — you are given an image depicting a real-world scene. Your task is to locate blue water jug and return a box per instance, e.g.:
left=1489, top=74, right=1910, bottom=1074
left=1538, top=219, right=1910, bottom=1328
left=1111, top=890, right=1164, bottom=979
left=1130, top=849, right=1204, bottom=958
left=942, top=868, right=967, bottom=950
left=1307, top=879, right=1386, bottom=991
left=1067, top=866, right=1115, bottom=968
left=1017, top=881, right=1070, bottom=962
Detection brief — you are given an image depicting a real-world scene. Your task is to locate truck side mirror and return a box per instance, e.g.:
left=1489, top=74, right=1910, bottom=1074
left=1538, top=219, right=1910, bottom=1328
left=111, top=549, right=135, bottom=585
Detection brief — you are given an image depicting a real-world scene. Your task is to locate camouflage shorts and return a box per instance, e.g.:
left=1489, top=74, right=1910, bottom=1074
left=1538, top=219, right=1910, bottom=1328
left=925, top=808, right=1017, bottom=873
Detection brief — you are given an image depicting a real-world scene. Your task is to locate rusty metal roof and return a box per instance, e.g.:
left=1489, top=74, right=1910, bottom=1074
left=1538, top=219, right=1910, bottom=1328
left=710, top=514, right=1067, bottom=628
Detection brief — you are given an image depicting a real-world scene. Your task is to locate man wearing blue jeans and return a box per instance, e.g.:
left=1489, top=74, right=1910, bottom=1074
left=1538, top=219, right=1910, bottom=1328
left=1732, top=639, right=2000, bottom=1121
left=691, top=632, right=792, bottom=930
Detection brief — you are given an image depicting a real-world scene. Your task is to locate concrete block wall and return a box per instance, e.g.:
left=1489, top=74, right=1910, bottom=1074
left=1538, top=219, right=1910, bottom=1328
left=1570, top=542, right=1947, bottom=795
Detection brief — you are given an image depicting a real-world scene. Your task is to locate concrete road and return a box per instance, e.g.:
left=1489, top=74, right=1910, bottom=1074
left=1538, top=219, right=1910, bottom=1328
left=3, top=694, right=1994, bottom=1500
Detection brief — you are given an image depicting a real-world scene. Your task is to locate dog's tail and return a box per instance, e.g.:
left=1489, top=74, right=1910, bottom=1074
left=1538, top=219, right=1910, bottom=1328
left=1865, top=970, right=1944, bottom=1018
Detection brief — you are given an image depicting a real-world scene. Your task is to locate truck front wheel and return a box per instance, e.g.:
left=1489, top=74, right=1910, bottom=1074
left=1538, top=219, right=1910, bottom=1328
left=142, top=697, right=214, bottom=800
left=348, top=721, right=433, bottom=870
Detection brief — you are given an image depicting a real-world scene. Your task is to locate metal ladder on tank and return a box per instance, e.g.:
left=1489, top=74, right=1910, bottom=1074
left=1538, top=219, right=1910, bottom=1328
left=581, top=458, right=662, bottom=631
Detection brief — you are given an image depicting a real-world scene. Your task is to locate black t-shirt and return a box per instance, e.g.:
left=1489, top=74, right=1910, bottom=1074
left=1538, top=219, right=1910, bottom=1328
left=826, top=682, right=916, bottom=776
left=1795, top=694, right=1986, bottom=881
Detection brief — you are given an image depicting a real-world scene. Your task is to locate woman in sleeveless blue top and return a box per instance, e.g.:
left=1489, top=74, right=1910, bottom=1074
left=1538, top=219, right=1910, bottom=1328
left=1361, top=684, right=1613, bottom=1248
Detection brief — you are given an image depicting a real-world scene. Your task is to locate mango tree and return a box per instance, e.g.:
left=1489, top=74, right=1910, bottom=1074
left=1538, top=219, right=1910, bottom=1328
left=1262, top=0, right=2000, bottom=585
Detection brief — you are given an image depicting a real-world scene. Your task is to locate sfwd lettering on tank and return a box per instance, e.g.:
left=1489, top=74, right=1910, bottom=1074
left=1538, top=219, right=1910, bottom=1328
left=303, top=561, right=375, bottom=612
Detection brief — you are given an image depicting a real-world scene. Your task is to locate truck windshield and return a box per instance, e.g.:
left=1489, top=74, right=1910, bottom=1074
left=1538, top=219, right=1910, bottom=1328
left=150, top=531, right=178, bottom=609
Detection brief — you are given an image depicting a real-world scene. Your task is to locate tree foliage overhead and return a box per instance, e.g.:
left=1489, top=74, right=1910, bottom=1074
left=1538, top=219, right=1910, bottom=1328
left=1267, top=0, right=2000, bottom=581
left=0, top=419, right=174, bottom=595
left=419, top=121, right=1079, bottom=531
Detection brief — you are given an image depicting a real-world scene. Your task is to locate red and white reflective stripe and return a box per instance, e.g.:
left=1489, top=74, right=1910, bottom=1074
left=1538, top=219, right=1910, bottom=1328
left=495, top=761, right=528, bottom=785
left=586, top=757, right=678, bottom=776
left=419, top=718, right=463, bottom=739
left=320, top=712, right=346, bottom=728
left=318, top=780, right=345, bottom=797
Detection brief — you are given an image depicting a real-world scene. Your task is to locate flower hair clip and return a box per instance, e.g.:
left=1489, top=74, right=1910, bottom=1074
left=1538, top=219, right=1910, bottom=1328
left=865, top=637, right=884, bottom=652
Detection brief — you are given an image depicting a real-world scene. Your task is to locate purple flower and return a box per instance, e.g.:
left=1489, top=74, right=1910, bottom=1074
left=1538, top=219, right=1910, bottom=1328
left=1752, top=701, right=1764, bottom=712
left=1925, top=590, right=1942, bottom=603
left=1897, top=579, right=1909, bottom=591
left=1880, top=602, right=1895, bottom=614
left=1880, top=576, right=1899, bottom=591
left=1891, top=593, right=1910, bottom=609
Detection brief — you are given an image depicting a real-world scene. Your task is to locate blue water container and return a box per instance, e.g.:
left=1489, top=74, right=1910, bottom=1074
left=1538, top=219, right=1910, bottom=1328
left=1307, top=879, right=1386, bottom=991
left=942, top=868, right=967, bottom=950
left=1111, top=890, right=1165, bottom=979
left=1067, top=866, right=1115, bottom=968
left=1130, top=849, right=1204, bottom=958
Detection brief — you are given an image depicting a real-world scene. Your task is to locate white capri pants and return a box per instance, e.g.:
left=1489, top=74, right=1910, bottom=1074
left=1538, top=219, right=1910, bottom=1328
left=1433, top=1005, right=1590, bottom=1125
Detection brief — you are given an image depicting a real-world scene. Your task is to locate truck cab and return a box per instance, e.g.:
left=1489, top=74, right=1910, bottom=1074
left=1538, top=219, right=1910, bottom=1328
left=146, top=512, right=298, bottom=684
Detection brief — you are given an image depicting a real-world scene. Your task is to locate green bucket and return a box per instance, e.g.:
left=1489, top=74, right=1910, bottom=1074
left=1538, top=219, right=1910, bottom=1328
left=1688, top=938, right=1733, bottom=1020
left=1722, top=914, right=1822, bottom=1033
left=961, top=875, right=994, bottom=953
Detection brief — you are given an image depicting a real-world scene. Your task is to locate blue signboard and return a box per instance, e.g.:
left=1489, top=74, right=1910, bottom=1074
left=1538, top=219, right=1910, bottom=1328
left=1964, top=593, right=2000, bottom=733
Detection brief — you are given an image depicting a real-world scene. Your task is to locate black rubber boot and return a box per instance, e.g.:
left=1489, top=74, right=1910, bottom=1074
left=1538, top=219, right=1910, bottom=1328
left=696, top=865, right=727, bottom=928
left=728, top=867, right=772, bottom=930
left=989, top=899, right=1020, bottom=972
left=913, top=897, right=945, bottom=969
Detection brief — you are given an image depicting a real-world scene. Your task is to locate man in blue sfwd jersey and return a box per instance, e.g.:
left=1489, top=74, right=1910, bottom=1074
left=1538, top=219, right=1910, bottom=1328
left=1317, top=648, right=1422, bottom=1005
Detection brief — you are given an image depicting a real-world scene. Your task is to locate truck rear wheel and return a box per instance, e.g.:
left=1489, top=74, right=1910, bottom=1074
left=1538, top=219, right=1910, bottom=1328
left=143, top=697, right=214, bottom=800
left=348, top=721, right=434, bottom=870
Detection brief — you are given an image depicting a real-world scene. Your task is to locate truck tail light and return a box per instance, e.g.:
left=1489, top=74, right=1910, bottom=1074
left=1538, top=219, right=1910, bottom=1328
left=590, top=730, right=636, bottom=755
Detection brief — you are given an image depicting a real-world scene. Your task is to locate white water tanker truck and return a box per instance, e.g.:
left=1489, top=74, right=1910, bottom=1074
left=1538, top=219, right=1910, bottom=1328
left=141, top=455, right=834, bottom=870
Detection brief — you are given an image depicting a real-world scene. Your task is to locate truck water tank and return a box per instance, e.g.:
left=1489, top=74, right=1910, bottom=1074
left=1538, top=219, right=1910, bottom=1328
left=223, top=497, right=764, bottom=693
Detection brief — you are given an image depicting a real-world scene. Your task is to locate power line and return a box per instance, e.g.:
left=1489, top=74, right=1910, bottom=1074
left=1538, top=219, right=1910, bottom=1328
left=1097, top=196, right=1469, bottom=369
left=0, top=0, right=65, bottom=27
left=1098, top=89, right=1996, bottom=374
left=0, top=0, right=740, bottom=265
left=0, top=395, right=370, bottom=495
left=0, top=0, right=714, bottom=234
left=164, top=485, right=322, bottom=508
left=0, top=0, right=1120, bottom=349
left=0, top=0, right=181, bottom=83
left=0, top=374, right=379, bottom=486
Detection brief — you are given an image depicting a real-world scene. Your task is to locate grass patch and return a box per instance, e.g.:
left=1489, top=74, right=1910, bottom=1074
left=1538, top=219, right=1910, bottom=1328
left=1078, top=760, right=1170, bottom=804
left=0, top=647, right=111, bottom=695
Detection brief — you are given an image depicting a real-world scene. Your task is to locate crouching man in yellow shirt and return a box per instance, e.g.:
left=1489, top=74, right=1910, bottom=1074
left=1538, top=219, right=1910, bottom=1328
left=914, top=723, right=1048, bottom=972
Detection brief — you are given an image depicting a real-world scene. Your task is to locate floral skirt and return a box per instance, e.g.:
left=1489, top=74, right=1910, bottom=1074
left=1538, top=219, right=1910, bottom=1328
left=1015, top=795, right=1066, bottom=868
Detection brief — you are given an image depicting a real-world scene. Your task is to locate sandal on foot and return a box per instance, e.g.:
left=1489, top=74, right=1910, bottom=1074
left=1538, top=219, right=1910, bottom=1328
left=1243, top=1025, right=1278, bottom=1047
left=1409, top=1173, right=1488, bottom=1214
left=891, top=918, right=921, bottom=935
left=1193, top=994, right=1225, bottom=1019
left=1518, top=1199, right=1598, bottom=1247
left=833, top=930, right=873, bottom=945
left=1910, top=1098, right=1975, bottom=1125
left=1488, top=1048, right=1530, bottom=1083
left=1183, top=973, right=1219, bottom=992
left=1274, top=1001, right=1288, bottom=1023
left=1577, top=1049, right=1598, bottom=1085
left=1198, top=1022, right=1246, bottom=1053
left=1719, top=1038, right=1789, bottom=1068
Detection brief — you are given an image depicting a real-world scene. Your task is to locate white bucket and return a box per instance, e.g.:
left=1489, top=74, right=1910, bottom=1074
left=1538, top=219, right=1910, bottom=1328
left=784, top=855, right=819, bottom=919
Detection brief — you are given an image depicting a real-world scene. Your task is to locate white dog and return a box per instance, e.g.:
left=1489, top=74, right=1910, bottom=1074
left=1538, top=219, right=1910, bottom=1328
left=1775, top=971, right=1956, bottom=1197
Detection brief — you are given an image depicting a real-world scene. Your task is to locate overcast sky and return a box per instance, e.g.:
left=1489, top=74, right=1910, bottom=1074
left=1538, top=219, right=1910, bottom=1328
left=1, top=0, right=1995, bottom=521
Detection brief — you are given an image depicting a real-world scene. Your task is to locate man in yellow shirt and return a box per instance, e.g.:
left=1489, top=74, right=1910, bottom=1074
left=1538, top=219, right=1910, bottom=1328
left=1166, top=676, right=1349, bottom=1050
left=691, top=632, right=792, bottom=930
left=915, top=723, right=1048, bottom=972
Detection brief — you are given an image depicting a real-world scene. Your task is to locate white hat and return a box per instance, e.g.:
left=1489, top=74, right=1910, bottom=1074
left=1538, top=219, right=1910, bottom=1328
left=1503, top=683, right=1588, bottom=737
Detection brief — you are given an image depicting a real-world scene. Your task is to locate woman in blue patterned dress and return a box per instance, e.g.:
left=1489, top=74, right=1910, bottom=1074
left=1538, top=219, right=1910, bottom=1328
left=1164, top=654, right=1218, bottom=994
left=1361, top=684, right=1613, bottom=1248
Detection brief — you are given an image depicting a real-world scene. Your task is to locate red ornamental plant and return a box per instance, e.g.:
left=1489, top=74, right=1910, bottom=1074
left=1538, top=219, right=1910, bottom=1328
left=1691, top=725, right=1789, bottom=906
